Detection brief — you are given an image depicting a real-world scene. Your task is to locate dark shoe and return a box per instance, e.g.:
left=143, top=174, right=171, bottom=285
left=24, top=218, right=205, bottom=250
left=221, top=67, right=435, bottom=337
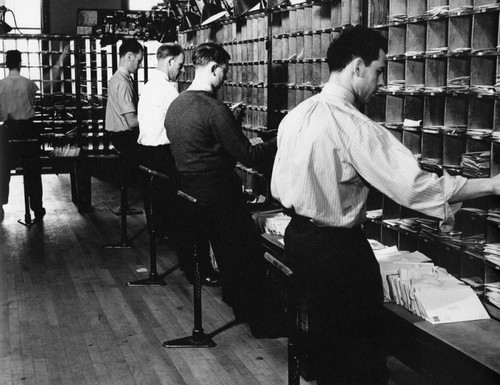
left=249, top=308, right=288, bottom=339
left=249, top=318, right=288, bottom=339
left=34, top=207, right=46, bottom=221
left=0, top=206, right=4, bottom=222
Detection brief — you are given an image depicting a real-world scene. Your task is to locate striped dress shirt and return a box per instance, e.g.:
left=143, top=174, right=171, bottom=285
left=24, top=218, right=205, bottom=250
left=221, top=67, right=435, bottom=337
left=271, top=83, right=467, bottom=230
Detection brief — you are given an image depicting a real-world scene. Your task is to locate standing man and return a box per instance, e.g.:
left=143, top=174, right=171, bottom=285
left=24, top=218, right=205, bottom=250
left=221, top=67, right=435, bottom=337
left=0, top=50, right=44, bottom=221
left=271, top=25, right=500, bottom=385
left=166, top=43, right=280, bottom=336
left=105, top=38, right=143, bottom=160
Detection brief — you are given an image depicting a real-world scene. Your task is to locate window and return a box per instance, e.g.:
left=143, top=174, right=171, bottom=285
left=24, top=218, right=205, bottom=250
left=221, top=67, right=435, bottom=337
left=129, top=0, right=160, bottom=11
left=4, top=0, right=41, bottom=33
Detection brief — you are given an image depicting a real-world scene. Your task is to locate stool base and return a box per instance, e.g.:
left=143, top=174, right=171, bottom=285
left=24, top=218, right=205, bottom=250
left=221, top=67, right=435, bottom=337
left=102, top=201, right=143, bottom=216
left=18, top=213, right=33, bottom=227
left=126, top=275, right=167, bottom=287
left=103, top=242, right=133, bottom=249
left=162, top=330, right=216, bottom=348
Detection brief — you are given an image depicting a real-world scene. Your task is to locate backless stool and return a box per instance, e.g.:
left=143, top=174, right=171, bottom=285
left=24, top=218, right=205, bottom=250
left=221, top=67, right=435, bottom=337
left=162, top=189, right=216, bottom=348
left=126, top=164, right=178, bottom=286
left=103, top=148, right=142, bottom=248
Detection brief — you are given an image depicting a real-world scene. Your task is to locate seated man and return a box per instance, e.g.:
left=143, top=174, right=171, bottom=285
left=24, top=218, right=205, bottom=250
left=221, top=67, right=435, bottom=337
left=165, top=42, right=282, bottom=336
left=136, top=43, right=219, bottom=286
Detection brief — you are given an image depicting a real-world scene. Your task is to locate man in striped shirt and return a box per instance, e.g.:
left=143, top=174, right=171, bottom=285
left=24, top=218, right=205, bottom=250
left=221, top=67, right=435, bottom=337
left=271, top=25, right=500, bottom=385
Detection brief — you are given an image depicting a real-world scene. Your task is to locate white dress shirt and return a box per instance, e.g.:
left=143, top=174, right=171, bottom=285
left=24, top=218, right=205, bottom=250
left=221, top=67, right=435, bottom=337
left=137, top=69, right=179, bottom=146
left=271, top=83, right=467, bottom=230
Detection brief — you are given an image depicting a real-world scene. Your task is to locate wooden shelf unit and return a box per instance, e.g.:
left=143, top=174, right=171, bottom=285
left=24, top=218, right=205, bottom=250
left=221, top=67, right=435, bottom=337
left=366, top=0, right=500, bottom=321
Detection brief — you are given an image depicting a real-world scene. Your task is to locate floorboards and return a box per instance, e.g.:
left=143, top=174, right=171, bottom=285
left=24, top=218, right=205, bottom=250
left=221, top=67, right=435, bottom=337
left=0, top=174, right=429, bottom=385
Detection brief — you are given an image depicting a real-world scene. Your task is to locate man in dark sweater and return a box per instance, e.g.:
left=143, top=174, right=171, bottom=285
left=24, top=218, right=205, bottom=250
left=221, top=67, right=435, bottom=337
left=165, top=42, right=280, bottom=337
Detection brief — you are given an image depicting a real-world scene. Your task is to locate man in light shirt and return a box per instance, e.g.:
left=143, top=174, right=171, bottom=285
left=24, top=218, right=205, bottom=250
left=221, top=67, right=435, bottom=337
left=0, top=50, right=44, bottom=221
left=137, top=43, right=184, bottom=239
left=271, top=25, right=500, bottom=385
left=105, top=38, right=143, bottom=161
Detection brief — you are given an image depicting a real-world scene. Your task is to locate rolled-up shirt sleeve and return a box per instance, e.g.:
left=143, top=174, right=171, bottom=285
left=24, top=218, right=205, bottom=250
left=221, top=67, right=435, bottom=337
left=348, top=119, right=467, bottom=227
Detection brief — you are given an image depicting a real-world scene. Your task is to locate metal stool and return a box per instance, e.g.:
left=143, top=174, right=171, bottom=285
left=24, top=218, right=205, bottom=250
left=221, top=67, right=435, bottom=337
left=103, top=149, right=142, bottom=248
left=126, top=164, right=178, bottom=287
left=263, top=251, right=300, bottom=385
left=162, top=189, right=216, bottom=348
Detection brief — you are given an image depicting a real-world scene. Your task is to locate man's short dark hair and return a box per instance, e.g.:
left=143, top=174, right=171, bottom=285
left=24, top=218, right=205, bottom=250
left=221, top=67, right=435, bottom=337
left=119, top=39, right=143, bottom=58
left=157, top=43, right=183, bottom=60
left=327, top=25, right=388, bottom=72
left=192, top=42, right=230, bottom=66
left=6, top=50, right=21, bottom=70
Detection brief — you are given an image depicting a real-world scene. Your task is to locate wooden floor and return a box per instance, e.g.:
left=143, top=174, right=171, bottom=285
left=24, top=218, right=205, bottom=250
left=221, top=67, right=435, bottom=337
left=0, top=174, right=430, bottom=385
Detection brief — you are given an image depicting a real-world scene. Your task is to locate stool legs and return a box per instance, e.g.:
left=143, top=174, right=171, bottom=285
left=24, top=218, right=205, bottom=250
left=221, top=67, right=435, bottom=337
left=163, top=240, right=216, bottom=348
left=163, top=200, right=215, bottom=348
left=127, top=174, right=168, bottom=287
left=103, top=160, right=142, bottom=248
left=17, top=163, right=33, bottom=227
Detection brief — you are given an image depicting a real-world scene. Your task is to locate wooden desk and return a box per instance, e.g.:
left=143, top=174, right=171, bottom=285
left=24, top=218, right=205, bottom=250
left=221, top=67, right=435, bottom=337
left=260, top=233, right=500, bottom=384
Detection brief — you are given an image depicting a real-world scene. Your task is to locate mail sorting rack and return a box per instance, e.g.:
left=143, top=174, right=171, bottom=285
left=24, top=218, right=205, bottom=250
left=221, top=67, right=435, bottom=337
left=364, top=0, right=500, bottom=321
left=177, top=9, right=272, bottom=200
left=267, top=0, right=362, bottom=131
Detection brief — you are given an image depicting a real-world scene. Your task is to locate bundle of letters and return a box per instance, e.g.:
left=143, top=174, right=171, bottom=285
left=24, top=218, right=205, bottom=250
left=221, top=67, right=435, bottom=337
left=371, top=244, right=490, bottom=324
left=460, top=151, right=491, bottom=178
left=485, top=282, right=500, bottom=309
left=263, top=212, right=291, bottom=236
left=484, top=243, right=500, bottom=267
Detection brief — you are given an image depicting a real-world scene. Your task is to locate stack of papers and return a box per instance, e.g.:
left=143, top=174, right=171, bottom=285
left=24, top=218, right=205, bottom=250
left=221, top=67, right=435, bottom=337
left=487, top=207, right=500, bottom=224
left=405, top=84, right=425, bottom=93
left=423, top=86, right=445, bottom=93
left=263, top=213, right=291, bottom=236
left=405, top=51, right=425, bottom=57
left=447, top=76, right=470, bottom=92
left=388, top=14, right=407, bottom=23
left=461, top=151, right=491, bottom=177
left=449, top=5, right=473, bottom=15
left=485, top=282, right=500, bottom=308
left=420, top=157, right=442, bottom=171
left=441, top=125, right=467, bottom=135
left=366, top=209, right=383, bottom=219
left=484, top=243, right=500, bottom=267
left=384, top=80, right=405, bottom=92
left=449, top=47, right=471, bottom=54
left=426, top=5, right=449, bottom=17
left=403, top=118, right=422, bottom=129
left=426, top=47, right=448, bottom=55
left=370, top=243, right=490, bottom=323
left=466, top=128, right=492, bottom=138
left=469, top=85, right=496, bottom=95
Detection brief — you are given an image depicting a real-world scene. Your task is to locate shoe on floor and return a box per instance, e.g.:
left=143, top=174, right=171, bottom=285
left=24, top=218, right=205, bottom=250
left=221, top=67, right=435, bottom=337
left=34, top=207, right=46, bottom=221
left=0, top=206, right=4, bottom=222
left=249, top=310, right=288, bottom=339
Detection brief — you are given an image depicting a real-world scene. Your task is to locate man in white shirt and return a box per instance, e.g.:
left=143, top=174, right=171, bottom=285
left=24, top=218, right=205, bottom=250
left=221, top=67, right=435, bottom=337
left=137, top=43, right=184, bottom=240
left=271, top=25, right=500, bottom=385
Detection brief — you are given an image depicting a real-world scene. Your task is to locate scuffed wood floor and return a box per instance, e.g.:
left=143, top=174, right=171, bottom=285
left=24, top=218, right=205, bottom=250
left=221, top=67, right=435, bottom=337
left=0, top=174, right=428, bottom=385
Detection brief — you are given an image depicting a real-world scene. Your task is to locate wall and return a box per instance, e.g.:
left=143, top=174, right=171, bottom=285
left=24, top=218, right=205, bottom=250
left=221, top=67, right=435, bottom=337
left=48, top=0, right=124, bottom=34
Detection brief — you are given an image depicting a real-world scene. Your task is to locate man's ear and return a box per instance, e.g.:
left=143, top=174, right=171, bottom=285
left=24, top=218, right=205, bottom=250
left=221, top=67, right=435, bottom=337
left=352, top=57, right=363, bottom=77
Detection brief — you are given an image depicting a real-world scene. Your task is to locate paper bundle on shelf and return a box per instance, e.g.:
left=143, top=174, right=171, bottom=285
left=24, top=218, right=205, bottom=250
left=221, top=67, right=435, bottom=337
left=461, top=151, right=491, bottom=177
left=370, top=243, right=490, bottom=324
left=263, top=212, right=291, bottom=236
left=485, top=282, right=500, bottom=308
left=446, top=76, right=470, bottom=92
left=426, top=5, right=449, bottom=17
